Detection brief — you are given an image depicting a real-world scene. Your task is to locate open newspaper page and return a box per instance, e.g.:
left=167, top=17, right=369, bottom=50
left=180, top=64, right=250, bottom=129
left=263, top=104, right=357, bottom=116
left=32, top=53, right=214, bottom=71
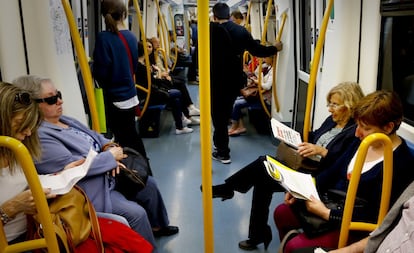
left=264, top=155, right=320, bottom=200
left=38, top=149, right=98, bottom=195
left=270, top=118, right=302, bottom=149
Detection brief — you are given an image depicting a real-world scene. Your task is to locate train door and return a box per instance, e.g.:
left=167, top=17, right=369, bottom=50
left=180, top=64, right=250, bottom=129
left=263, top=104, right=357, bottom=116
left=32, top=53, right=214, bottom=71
left=293, top=0, right=324, bottom=134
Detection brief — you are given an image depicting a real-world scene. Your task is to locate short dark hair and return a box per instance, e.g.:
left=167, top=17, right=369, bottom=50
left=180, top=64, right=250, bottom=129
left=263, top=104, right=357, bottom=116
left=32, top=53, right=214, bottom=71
left=354, top=90, right=403, bottom=134
left=213, top=3, right=230, bottom=20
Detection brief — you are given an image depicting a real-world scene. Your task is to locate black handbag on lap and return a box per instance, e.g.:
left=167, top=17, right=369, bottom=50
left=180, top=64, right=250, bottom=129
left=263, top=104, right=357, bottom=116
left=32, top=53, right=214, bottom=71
left=115, top=147, right=151, bottom=200
left=293, top=189, right=368, bottom=238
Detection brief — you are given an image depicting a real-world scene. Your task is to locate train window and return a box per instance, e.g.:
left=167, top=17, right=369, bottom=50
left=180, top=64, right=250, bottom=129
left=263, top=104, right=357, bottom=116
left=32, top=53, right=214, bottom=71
left=379, top=2, right=414, bottom=125
left=298, top=0, right=312, bottom=73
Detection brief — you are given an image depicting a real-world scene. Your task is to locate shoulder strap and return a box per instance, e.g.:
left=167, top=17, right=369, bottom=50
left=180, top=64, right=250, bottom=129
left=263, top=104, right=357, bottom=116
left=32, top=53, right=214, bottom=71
left=75, top=186, right=104, bottom=253
left=118, top=31, right=134, bottom=76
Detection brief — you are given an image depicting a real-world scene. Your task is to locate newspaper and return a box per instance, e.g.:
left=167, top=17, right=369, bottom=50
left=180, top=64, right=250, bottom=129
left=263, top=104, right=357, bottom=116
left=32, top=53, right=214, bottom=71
left=264, top=155, right=320, bottom=200
left=38, top=149, right=97, bottom=195
left=271, top=118, right=302, bottom=149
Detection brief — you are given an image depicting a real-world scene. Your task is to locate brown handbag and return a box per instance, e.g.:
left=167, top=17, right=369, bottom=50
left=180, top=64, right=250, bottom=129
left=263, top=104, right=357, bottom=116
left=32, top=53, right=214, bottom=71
left=240, top=85, right=259, bottom=100
left=276, top=142, right=320, bottom=172
left=28, top=186, right=103, bottom=252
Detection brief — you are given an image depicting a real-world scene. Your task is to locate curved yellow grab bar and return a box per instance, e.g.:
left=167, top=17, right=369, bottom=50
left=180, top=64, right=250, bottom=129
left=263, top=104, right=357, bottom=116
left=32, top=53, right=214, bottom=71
left=338, top=133, right=393, bottom=248
left=168, top=6, right=178, bottom=71
left=256, top=0, right=273, bottom=118
left=132, top=0, right=152, bottom=118
left=303, top=0, right=334, bottom=142
left=271, top=11, right=287, bottom=113
left=245, top=1, right=252, bottom=32
left=61, top=0, right=100, bottom=132
left=0, top=136, right=60, bottom=253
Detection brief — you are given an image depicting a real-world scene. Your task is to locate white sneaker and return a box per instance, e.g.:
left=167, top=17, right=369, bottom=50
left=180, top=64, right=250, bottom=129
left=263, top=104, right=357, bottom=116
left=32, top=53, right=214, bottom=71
left=188, top=105, right=200, bottom=116
left=175, top=127, right=194, bottom=135
left=182, top=117, right=192, bottom=126
left=189, top=117, right=200, bottom=125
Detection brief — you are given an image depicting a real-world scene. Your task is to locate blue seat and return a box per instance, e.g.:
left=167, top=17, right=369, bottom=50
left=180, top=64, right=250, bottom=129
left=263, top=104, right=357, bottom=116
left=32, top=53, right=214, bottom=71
left=138, top=104, right=166, bottom=138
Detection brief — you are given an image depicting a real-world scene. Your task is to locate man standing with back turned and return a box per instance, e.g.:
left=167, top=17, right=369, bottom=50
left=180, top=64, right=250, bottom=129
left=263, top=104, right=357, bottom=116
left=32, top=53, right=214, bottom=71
left=210, top=3, right=283, bottom=164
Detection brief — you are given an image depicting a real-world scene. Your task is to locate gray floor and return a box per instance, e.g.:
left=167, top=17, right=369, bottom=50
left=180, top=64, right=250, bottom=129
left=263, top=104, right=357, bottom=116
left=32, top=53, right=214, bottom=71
left=142, top=84, right=285, bottom=253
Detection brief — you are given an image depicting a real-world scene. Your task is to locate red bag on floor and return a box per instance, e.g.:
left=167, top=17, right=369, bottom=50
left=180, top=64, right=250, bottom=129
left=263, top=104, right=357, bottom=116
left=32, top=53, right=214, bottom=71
left=75, top=217, right=153, bottom=253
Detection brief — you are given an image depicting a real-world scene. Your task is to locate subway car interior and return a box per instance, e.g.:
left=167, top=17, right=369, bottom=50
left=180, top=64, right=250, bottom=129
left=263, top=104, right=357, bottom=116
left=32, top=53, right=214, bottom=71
left=1, top=0, right=414, bottom=252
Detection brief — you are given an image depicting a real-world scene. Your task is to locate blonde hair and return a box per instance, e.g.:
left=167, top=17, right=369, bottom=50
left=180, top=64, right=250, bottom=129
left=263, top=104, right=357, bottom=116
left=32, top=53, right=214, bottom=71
left=0, top=82, right=42, bottom=171
left=327, top=82, right=365, bottom=119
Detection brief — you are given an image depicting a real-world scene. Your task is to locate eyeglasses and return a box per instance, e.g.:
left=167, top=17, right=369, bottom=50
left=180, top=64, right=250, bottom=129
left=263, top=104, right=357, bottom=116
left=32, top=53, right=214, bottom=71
left=327, top=103, right=344, bottom=110
left=35, top=91, right=62, bottom=105
left=15, top=92, right=32, bottom=105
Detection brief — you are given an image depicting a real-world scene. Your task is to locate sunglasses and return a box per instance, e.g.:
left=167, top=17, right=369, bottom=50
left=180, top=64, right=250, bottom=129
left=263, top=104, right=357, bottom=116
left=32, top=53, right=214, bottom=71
left=15, top=92, right=32, bottom=105
left=35, top=91, right=62, bottom=105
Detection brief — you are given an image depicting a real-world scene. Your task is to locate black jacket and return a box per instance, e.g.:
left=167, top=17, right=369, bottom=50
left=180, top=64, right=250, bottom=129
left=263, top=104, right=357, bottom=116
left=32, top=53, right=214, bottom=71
left=210, top=21, right=278, bottom=97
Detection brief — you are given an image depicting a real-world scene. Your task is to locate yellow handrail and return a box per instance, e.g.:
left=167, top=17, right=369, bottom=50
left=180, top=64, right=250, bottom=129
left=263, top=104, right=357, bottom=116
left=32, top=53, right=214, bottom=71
left=0, top=136, right=60, bottom=253
left=132, top=0, right=151, bottom=118
left=61, top=0, right=100, bottom=132
left=271, top=11, right=287, bottom=113
left=338, top=133, right=393, bottom=248
left=155, top=0, right=168, bottom=56
left=243, top=51, right=252, bottom=67
left=198, top=0, right=214, bottom=252
left=257, top=0, right=273, bottom=117
left=245, top=1, right=252, bottom=32
left=303, top=0, right=334, bottom=142
left=185, top=13, right=192, bottom=54
left=168, top=6, right=178, bottom=71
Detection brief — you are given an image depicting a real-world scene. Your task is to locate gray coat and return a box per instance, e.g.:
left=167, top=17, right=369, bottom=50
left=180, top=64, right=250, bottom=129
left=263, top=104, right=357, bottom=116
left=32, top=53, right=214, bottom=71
left=365, top=180, right=414, bottom=252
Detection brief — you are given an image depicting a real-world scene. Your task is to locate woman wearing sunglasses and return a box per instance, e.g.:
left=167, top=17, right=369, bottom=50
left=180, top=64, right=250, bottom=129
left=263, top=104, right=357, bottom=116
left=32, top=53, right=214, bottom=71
left=13, top=75, right=179, bottom=250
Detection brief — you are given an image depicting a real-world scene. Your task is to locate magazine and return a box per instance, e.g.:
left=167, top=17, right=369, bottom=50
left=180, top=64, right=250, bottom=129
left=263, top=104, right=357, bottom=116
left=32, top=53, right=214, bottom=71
left=38, top=149, right=98, bottom=195
left=264, top=155, right=320, bottom=200
left=270, top=118, right=302, bottom=149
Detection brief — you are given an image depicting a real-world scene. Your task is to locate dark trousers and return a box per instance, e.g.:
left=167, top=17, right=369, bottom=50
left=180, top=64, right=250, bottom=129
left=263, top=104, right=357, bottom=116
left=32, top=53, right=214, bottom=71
left=171, top=76, right=193, bottom=111
left=211, top=92, right=238, bottom=157
left=225, top=155, right=284, bottom=240
left=187, top=46, right=198, bottom=81
left=168, top=89, right=185, bottom=129
left=106, top=102, right=148, bottom=159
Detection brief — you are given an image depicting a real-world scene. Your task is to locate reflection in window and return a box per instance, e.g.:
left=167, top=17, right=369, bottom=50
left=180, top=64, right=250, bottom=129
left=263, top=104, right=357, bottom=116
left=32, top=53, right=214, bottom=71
left=379, top=15, right=414, bottom=125
left=299, top=0, right=312, bottom=73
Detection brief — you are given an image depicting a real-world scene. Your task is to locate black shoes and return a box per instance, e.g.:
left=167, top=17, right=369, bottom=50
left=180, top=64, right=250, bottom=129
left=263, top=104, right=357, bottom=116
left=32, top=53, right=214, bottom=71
left=238, top=226, right=272, bottom=250
left=212, top=184, right=234, bottom=201
left=212, top=151, right=231, bottom=164
left=153, top=225, right=179, bottom=237
left=200, top=184, right=234, bottom=201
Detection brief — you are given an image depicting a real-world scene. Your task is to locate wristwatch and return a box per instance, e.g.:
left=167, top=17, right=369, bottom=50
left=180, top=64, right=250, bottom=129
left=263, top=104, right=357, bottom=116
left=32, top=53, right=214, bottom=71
left=0, top=207, right=11, bottom=225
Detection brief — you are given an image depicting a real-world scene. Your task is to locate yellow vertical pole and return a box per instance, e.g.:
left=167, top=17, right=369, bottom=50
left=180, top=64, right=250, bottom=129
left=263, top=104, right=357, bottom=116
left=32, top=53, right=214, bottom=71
left=132, top=0, right=151, bottom=118
left=198, top=0, right=214, bottom=252
left=303, top=0, right=334, bottom=142
left=61, top=0, right=100, bottom=132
